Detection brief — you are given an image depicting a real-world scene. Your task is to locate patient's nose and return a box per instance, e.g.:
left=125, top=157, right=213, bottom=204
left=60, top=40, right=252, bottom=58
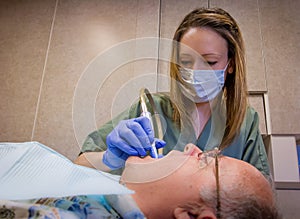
left=183, top=144, right=202, bottom=156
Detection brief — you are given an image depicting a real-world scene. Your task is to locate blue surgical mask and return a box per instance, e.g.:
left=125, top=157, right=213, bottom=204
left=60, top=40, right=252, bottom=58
left=179, top=63, right=228, bottom=103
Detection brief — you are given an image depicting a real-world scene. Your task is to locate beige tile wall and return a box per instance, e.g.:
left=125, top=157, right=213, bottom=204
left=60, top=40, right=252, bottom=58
left=0, top=0, right=161, bottom=160
left=32, top=0, right=161, bottom=159
left=259, top=0, right=300, bottom=135
left=0, top=0, right=57, bottom=142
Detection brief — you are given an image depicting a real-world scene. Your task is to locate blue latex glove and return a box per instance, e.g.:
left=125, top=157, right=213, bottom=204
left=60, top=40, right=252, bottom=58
left=102, top=117, right=166, bottom=170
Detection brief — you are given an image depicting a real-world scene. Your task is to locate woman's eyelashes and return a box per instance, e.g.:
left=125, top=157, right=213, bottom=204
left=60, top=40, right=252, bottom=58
left=179, top=60, right=218, bottom=69
left=180, top=60, right=194, bottom=68
left=207, top=61, right=217, bottom=66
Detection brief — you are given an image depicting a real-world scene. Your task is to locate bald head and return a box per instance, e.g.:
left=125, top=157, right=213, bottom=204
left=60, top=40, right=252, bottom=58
left=220, top=156, right=273, bottom=201
left=199, top=156, right=279, bottom=219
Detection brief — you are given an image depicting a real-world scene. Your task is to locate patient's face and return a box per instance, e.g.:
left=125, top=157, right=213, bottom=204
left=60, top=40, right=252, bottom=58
left=121, top=144, right=216, bottom=183
left=121, top=144, right=218, bottom=208
left=121, top=143, right=272, bottom=214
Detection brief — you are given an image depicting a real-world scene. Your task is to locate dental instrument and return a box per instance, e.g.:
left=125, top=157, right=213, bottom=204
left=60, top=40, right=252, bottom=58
left=139, top=88, right=164, bottom=158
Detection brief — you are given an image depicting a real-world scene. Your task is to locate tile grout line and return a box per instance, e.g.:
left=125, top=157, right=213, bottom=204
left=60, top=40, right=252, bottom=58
left=31, top=0, right=59, bottom=141
left=155, top=0, right=162, bottom=92
left=256, top=0, right=272, bottom=135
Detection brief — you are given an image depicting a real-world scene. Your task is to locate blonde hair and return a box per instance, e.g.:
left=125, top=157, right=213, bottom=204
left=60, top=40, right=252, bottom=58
left=170, top=8, right=248, bottom=149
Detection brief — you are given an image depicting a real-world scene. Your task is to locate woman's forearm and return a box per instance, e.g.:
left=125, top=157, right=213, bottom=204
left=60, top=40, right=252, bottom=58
left=73, top=151, right=111, bottom=172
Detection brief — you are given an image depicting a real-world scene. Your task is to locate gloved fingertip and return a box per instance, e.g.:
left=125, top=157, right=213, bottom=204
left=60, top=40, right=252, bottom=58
left=155, top=139, right=166, bottom=149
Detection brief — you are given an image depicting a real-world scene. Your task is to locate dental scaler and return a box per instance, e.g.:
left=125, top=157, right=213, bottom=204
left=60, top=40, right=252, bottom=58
left=139, top=88, right=159, bottom=158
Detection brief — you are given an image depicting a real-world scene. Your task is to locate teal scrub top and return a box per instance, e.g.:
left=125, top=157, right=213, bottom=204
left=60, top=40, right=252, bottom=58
left=81, top=93, right=270, bottom=177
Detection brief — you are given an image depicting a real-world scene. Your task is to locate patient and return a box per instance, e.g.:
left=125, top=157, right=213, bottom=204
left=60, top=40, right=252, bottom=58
left=0, top=142, right=280, bottom=218
left=121, top=143, right=280, bottom=219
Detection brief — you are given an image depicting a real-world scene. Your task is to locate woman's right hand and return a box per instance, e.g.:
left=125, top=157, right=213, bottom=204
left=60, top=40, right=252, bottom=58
left=102, top=117, right=166, bottom=170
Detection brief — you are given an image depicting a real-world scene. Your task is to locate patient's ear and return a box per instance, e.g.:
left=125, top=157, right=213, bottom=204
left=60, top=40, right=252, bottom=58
left=173, top=207, right=216, bottom=219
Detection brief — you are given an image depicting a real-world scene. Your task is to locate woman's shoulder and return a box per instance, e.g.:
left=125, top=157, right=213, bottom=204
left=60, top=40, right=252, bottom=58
left=151, top=92, right=172, bottom=106
left=245, top=105, right=260, bottom=120
left=152, top=91, right=171, bottom=100
left=242, top=105, right=261, bottom=131
left=152, top=92, right=176, bottom=117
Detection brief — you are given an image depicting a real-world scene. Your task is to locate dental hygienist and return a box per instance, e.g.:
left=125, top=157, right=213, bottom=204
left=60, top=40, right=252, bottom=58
left=74, top=7, right=270, bottom=177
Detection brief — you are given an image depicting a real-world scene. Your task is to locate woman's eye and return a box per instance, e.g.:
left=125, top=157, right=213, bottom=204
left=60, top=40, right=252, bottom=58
left=207, top=61, right=217, bottom=66
left=180, top=60, right=193, bottom=68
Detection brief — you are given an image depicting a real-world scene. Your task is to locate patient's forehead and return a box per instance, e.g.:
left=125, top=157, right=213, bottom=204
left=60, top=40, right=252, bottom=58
left=220, top=157, right=252, bottom=177
left=219, top=156, right=270, bottom=190
left=222, top=156, right=264, bottom=175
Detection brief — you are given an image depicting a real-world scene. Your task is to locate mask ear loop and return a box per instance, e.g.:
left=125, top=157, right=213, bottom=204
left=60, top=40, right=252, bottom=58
left=223, top=61, right=230, bottom=73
